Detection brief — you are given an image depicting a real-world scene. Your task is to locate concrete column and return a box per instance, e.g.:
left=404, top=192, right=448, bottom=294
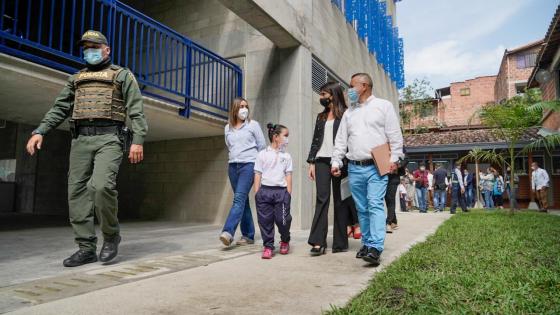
left=247, top=45, right=313, bottom=229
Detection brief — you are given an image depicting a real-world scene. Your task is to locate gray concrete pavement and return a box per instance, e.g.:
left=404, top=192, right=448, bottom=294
left=2, top=212, right=451, bottom=314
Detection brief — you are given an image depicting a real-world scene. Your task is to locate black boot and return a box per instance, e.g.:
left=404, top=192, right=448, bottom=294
left=99, top=235, right=121, bottom=262
left=63, top=249, right=98, bottom=267
left=356, top=245, right=368, bottom=259
left=363, top=247, right=381, bottom=266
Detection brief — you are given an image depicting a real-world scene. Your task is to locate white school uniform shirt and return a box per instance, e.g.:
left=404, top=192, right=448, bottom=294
left=254, top=146, right=293, bottom=187
left=428, top=173, right=434, bottom=190
left=398, top=184, right=407, bottom=196
left=331, top=95, right=404, bottom=169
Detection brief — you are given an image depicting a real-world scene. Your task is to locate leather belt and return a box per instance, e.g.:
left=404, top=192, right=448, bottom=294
left=77, top=125, right=120, bottom=136
left=348, top=159, right=375, bottom=166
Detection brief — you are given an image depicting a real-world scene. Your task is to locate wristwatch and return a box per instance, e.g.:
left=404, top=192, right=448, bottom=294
left=31, top=129, right=43, bottom=136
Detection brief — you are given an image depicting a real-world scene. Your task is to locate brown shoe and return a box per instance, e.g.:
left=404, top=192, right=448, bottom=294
left=386, top=225, right=393, bottom=233
left=390, top=223, right=399, bottom=230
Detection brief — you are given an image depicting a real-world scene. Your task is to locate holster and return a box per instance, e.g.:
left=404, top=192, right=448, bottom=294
left=69, top=119, right=78, bottom=139
left=118, top=126, right=133, bottom=153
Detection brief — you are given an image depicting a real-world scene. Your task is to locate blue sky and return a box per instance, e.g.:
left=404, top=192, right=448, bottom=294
left=397, top=0, right=558, bottom=90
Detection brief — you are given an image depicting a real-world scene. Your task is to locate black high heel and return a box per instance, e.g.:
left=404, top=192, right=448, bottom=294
left=310, top=246, right=326, bottom=256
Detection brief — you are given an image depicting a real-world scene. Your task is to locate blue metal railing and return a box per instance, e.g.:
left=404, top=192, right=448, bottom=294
left=331, top=0, right=405, bottom=89
left=0, top=0, right=242, bottom=120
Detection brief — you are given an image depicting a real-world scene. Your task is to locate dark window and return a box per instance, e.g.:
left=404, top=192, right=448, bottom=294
left=514, top=156, right=544, bottom=174
left=516, top=53, right=537, bottom=69
left=419, top=105, right=436, bottom=118
left=515, top=83, right=526, bottom=95
left=552, top=155, right=560, bottom=175
left=514, top=156, right=527, bottom=174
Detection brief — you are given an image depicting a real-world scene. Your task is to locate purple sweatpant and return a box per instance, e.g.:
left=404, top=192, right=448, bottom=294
left=255, top=186, right=292, bottom=249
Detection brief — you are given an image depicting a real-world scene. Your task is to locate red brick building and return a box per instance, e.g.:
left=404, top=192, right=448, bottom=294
left=403, top=75, right=496, bottom=131
left=443, top=76, right=497, bottom=127
left=495, top=40, right=544, bottom=103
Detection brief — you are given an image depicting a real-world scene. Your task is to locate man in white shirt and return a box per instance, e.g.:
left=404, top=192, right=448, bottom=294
left=331, top=73, right=404, bottom=266
left=531, top=162, right=550, bottom=212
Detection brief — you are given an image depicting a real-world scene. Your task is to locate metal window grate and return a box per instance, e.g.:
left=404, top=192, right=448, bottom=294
left=311, top=58, right=348, bottom=94
left=312, top=58, right=327, bottom=93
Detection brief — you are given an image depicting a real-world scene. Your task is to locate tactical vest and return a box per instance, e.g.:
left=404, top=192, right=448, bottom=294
left=451, top=170, right=459, bottom=184
left=72, top=65, right=126, bottom=122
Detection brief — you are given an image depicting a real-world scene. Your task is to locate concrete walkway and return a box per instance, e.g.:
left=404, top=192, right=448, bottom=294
left=2, top=212, right=451, bottom=315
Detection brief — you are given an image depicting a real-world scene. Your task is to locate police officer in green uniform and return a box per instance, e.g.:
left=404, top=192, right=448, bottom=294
left=26, top=30, right=148, bottom=267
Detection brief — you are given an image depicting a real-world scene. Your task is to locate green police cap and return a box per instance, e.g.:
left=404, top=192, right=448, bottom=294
left=77, top=30, right=108, bottom=46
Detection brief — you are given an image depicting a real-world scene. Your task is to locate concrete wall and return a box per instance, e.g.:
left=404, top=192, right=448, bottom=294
left=121, top=0, right=400, bottom=228
left=118, top=136, right=234, bottom=222
left=308, top=0, right=399, bottom=104
left=0, top=120, right=70, bottom=215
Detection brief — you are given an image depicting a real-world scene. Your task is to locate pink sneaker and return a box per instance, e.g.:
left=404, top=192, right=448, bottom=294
left=262, top=247, right=273, bottom=259
left=280, top=242, right=290, bottom=255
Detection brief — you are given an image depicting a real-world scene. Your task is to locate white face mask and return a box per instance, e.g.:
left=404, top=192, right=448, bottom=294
left=279, top=136, right=289, bottom=151
left=237, top=108, right=249, bottom=121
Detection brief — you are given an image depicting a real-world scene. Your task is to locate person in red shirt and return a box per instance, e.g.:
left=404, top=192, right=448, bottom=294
left=413, top=163, right=429, bottom=213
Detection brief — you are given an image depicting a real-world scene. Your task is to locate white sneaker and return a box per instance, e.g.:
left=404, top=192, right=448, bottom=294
left=236, top=237, right=255, bottom=246
left=219, top=231, right=233, bottom=246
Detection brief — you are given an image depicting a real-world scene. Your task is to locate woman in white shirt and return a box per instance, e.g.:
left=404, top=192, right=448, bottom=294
left=306, top=82, right=359, bottom=255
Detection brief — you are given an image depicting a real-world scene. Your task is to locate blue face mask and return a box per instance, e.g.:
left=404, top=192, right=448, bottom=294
left=83, top=48, right=103, bottom=65
left=347, top=88, right=359, bottom=104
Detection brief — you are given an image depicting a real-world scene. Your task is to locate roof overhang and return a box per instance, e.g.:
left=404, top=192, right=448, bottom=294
left=405, top=141, right=532, bottom=154
left=528, top=5, right=560, bottom=87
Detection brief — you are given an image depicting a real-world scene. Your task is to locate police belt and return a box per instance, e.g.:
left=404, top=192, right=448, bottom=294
left=77, top=125, right=120, bottom=136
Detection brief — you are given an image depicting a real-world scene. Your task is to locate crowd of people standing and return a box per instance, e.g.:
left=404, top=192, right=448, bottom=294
left=396, top=162, right=550, bottom=213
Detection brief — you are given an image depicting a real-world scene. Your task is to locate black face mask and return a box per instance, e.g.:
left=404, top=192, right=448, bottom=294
left=319, top=97, right=331, bottom=107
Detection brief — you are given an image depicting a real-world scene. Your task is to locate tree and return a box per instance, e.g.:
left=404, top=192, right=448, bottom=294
left=399, top=78, right=435, bottom=134
left=466, top=88, right=542, bottom=213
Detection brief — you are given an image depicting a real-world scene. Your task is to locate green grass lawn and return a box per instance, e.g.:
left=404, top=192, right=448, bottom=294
left=329, top=211, right=560, bottom=315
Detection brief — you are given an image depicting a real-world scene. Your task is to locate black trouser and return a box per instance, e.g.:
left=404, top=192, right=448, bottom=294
left=400, top=195, right=407, bottom=212
left=308, top=158, right=355, bottom=250
left=385, top=174, right=399, bottom=225
left=494, top=194, right=504, bottom=207
left=343, top=196, right=359, bottom=226
left=450, top=184, right=467, bottom=213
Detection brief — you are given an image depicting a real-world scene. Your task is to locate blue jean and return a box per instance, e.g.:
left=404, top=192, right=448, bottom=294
left=483, top=189, right=494, bottom=208
left=348, top=164, right=388, bottom=252
left=433, top=189, right=446, bottom=211
left=222, top=163, right=255, bottom=239
left=465, top=186, right=474, bottom=208
left=416, top=187, right=428, bottom=212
